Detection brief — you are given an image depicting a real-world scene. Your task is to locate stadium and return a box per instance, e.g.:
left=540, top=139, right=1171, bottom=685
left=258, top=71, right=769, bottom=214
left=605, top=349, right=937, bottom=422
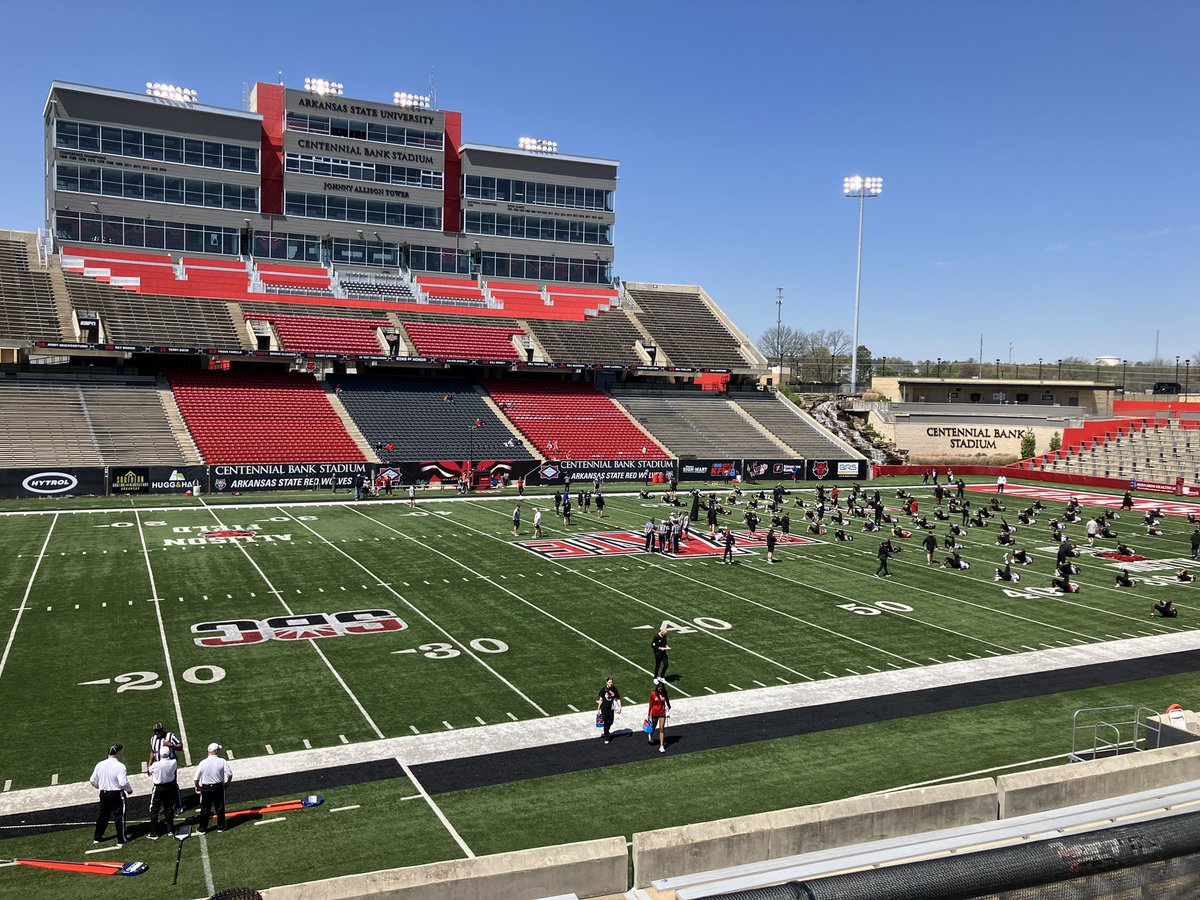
left=1, top=63, right=1200, bottom=900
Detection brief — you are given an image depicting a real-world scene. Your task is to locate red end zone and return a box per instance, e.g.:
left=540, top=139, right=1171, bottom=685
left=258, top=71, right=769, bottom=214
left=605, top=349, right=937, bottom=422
left=966, top=483, right=1200, bottom=518
left=514, top=530, right=819, bottom=560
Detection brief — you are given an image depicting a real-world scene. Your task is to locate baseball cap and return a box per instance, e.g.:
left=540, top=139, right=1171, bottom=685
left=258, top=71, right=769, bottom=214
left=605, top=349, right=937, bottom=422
left=109, top=744, right=123, bottom=755
left=207, top=742, right=222, bottom=752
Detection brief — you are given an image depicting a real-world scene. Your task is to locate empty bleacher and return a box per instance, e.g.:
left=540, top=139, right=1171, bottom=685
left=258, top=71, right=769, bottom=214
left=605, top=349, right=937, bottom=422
left=168, top=371, right=366, bottom=463
left=336, top=376, right=534, bottom=461
left=732, top=390, right=863, bottom=458
left=62, top=269, right=243, bottom=347
left=0, top=238, right=64, bottom=343
left=256, top=262, right=333, bottom=298
left=414, top=275, right=488, bottom=307
left=402, top=321, right=523, bottom=361
left=610, top=389, right=787, bottom=457
left=1032, top=417, right=1200, bottom=484
left=245, top=313, right=389, bottom=354
left=523, top=311, right=646, bottom=366
left=339, top=272, right=418, bottom=303
left=624, top=285, right=750, bottom=369
left=0, top=374, right=196, bottom=467
left=483, top=380, right=669, bottom=459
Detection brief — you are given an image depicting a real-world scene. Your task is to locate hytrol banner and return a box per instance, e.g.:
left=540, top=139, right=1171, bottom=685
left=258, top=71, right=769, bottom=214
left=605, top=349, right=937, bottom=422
left=210, top=462, right=370, bottom=492
left=805, top=459, right=870, bottom=481
left=0, top=467, right=107, bottom=498
left=533, top=458, right=676, bottom=484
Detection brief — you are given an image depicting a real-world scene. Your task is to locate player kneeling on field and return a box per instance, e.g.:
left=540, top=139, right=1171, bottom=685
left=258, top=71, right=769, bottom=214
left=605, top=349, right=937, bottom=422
left=1153, top=600, right=1179, bottom=618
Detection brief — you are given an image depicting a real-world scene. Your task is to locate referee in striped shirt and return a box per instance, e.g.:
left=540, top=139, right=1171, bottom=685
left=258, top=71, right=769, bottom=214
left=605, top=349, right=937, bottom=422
left=89, top=744, right=133, bottom=846
left=150, top=721, right=182, bottom=767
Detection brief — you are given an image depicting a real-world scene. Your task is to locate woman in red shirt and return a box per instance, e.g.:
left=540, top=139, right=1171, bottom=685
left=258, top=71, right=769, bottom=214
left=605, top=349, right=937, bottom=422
left=648, top=682, right=671, bottom=753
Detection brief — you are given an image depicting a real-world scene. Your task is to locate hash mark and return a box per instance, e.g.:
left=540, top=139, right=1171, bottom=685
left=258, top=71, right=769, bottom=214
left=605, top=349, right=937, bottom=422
left=410, top=725, right=420, bottom=734
left=753, top=680, right=767, bottom=687
left=704, top=687, right=717, bottom=694
left=475, top=716, right=486, bottom=725
left=254, top=817, right=286, bottom=826
left=302, top=739, right=311, bottom=749
left=51, top=774, right=58, bottom=785
left=329, top=805, right=360, bottom=813
left=507, top=712, right=517, bottom=721
left=226, top=750, right=235, bottom=760
left=339, top=735, right=349, bottom=744
left=2, top=780, right=9, bottom=792
left=265, top=745, right=274, bottom=755
left=846, top=669, right=861, bottom=675
left=567, top=704, right=579, bottom=712
left=776, top=677, right=790, bottom=683
left=443, top=721, right=454, bottom=730
left=822, top=672, right=838, bottom=678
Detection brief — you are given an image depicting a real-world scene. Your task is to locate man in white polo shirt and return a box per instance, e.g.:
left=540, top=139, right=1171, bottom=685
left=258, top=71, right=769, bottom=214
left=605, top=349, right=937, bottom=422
left=147, top=749, right=180, bottom=840
left=194, top=742, right=233, bottom=834
left=89, top=743, right=133, bottom=846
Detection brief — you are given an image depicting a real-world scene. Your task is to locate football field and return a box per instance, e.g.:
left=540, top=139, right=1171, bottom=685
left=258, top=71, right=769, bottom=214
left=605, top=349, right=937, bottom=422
left=2, top=480, right=1197, bottom=788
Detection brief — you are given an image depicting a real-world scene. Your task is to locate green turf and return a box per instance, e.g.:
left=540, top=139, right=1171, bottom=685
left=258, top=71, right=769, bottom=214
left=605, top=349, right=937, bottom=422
left=0, top=476, right=1197, bottom=893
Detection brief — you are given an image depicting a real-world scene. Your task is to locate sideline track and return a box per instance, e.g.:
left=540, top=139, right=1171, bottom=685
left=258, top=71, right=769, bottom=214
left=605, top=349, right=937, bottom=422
left=4, top=628, right=1200, bottom=826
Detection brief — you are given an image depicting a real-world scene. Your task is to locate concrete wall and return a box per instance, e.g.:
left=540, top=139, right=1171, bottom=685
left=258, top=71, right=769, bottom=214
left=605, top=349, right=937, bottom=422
left=260, top=837, right=628, bottom=900
left=879, top=417, right=1064, bottom=464
left=997, top=741, right=1200, bottom=819
left=630, top=779, right=997, bottom=888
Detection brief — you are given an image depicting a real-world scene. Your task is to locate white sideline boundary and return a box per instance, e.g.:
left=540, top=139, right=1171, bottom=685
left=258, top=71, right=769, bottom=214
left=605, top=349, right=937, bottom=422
left=0, top=513, right=58, bottom=681
left=5, top=629, right=1200, bottom=818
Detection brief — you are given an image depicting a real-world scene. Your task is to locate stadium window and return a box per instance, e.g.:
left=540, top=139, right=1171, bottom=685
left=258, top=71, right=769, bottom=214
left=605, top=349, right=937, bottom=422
left=184, top=139, right=204, bottom=167
left=162, top=134, right=184, bottom=164
left=1015, top=393, right=1029, bottom=403
left=55, top=165, right=78, bottom=192
left=101, top=168, right=122, bottom=197
left=100, top=126, right=122, bottom=155
left=122, top=128, right=142, bottom=157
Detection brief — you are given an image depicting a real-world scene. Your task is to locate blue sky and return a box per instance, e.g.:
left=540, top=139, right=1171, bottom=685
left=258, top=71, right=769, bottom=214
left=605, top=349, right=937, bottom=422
left=3, top=1, right=1196, bottom=364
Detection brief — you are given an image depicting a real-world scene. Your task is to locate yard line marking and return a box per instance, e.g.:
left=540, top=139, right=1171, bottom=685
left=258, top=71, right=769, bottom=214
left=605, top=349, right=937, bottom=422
left=199, top=833, right=215, bottom=895
left=85, top=846, right=123, bottom=855
left=777, top=676, right=791, bottom=683
left=226, top=750, right=235, bottom=760
left=475, top=716, right=487, bottom=725
left=285, top=507, right=548, bottom=716
left=753, top=680, right=767, bottom=687
left=443, top=721, right=454, bottom=730
left=2, top=780, right=9, bottom=792
left=410, top=725, right=420, bottom=734
left=196, top=502, right=386, bottom=741
left=302, top=739, right=311, bottom=750
left=340, top=735, right=349, bottom=744
left=846, top=669, right=861, bottom=675
left=254, top=817, right=287, bottom=826
left=265, top=744, right=274, bottom=755
left=329, top=805, right=361, bottom=813
left=729, top=683, right=743, bottom=690
left=0, top=514, right=58, bottom=681
left=400, top=794, right=422, bottom=801
left=135, top=512, right=192, bottom=766
left=823, top=671, right=838, bottom=678
left=50, top=774, right=57, bottom=786
left=398, top=757, right=474, bottom=858
left=567, top=704, right=579, bottom=712
left=349, top=508, right=668, bottom=700
left=704, top=687, right=717, bottom=694
left=506, top=712, right=517, bottom=721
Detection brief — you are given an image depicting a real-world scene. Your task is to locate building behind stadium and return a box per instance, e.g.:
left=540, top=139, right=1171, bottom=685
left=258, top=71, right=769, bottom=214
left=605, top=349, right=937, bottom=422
left=45, top=79, right=616, bottom=286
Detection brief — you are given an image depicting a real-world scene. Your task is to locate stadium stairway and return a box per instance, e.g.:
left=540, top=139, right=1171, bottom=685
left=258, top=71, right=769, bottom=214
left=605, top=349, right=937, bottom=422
left=323, top=382, right=381, bottom=463
left=475, top=385, right=544, bottom=459
left=727, top=401, right=795, bottom=454
left=154, top=375, right=203, bottom=464
left=512, top=318, right=551, bottom=363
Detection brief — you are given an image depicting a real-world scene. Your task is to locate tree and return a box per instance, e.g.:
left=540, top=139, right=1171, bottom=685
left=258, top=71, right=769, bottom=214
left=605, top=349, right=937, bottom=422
left=1020, top=429, right=1036, bottom=459
left=758, top=324, right=802, bottom=373
left=1049, top=432, right=1062, bottom=452
left=856, top=345, right=872, bottom=381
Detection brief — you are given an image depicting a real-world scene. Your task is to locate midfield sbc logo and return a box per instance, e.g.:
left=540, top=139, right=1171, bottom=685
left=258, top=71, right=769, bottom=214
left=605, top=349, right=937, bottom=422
left=192, top=609, right=406, bottom=647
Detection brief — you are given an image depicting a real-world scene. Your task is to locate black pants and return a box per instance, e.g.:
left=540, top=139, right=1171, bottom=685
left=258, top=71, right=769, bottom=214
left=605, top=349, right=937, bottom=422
left=876, top=557, right=890, bottom=576
left=149, top=780, right=179, bottom=834
left=653, top=651, right=669, bottom=679
left=95, top=790, right=127, bottom=843
left=198, top=784, right=227, bottom=831
left=600, top=707, right=614, bottom=738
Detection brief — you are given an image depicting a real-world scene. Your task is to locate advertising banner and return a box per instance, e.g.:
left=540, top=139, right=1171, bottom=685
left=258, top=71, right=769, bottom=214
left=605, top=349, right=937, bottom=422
left=677, top=460, right=739, bottom=482
left=0, top=467, right=107, bottom=498
left=385, top=459, right=541, bottom=488
left=805, top=459, right=870, bottom=481
left=532, top=458, right=676, bottom=484
left=740, top=459, right=805, bottom=483
left=210, top=462, right=370, bottom=492
left=111, top=466, right=207, bottom=494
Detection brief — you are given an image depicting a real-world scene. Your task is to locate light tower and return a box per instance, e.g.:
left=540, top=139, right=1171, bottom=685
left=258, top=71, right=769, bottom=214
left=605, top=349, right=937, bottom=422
left=843, top=175, right=883, bottom=395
